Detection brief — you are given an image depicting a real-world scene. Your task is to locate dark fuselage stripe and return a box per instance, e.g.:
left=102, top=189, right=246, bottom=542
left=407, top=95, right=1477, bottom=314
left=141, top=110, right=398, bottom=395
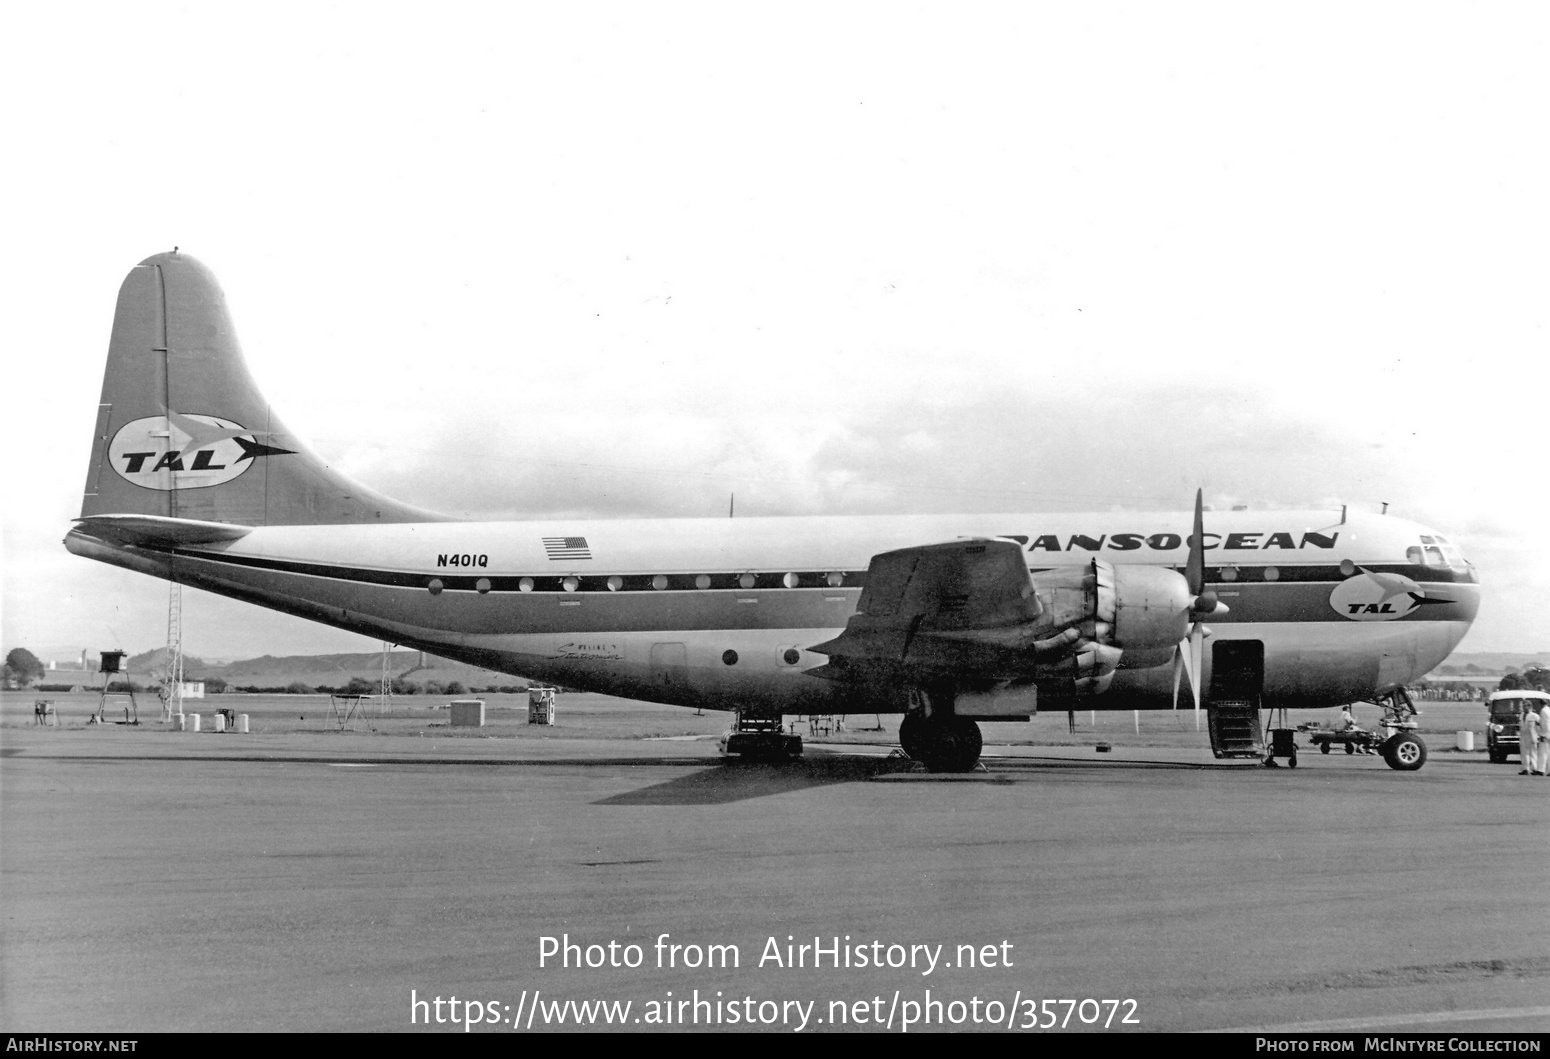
left=172, top=549, right=1476, bottom=595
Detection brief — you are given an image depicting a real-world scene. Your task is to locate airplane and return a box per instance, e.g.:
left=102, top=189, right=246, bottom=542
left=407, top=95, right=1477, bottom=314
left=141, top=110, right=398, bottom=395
left=65, top=252, right=1481, bottom=772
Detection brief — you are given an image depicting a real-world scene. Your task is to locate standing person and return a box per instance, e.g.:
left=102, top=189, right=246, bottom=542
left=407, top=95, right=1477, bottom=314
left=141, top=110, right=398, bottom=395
left=1538, top=700, right=1550, bottom=776
left=1519, top=702, right=1542, bottom=776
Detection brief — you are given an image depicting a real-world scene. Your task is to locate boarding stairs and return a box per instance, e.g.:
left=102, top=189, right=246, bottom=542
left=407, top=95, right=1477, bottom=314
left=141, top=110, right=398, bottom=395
left=1207, top=699, right=1264, bottom=759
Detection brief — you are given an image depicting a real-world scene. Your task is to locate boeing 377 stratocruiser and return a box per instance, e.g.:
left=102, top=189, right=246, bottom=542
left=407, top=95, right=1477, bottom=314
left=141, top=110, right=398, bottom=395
left=66, top=253, right=1481, bottom=771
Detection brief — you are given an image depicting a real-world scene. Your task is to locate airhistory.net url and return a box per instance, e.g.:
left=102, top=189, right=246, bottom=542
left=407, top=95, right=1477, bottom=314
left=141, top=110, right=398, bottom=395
left=410, top=989, right=1141, bottom=1031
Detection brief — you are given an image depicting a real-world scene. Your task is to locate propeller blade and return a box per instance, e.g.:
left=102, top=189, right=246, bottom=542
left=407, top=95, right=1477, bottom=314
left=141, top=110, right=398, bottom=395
left=1186, top=488, right=1205, bottom=597
left=1172, top=648, right=1184, bottom=710
left=1189, top=623, right=1204, bottom=718
left=1174, top=490, right=1215, bottom=713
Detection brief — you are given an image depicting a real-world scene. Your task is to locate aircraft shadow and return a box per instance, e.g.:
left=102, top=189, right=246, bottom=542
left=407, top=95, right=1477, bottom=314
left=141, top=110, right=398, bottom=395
left=982, top=756, right=1259, bottom=773
left=593, top=755, right=911, bottom=806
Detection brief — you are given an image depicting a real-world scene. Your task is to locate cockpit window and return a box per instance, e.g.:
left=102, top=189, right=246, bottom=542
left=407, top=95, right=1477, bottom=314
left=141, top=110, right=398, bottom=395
left=1409, top=540, right=1468, bottom=568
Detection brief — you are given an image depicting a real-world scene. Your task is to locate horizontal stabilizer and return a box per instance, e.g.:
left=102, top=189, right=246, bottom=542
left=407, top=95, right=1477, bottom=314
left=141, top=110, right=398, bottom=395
left=72, top=514, right=253, bottom=548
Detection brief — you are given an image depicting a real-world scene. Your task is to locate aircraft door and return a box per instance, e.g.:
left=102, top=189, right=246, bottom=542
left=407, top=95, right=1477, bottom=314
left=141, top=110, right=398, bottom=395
left=650, top=642, right=688, bottom=691
left=1206, top=640, right=1266, bottom=758
left=1210, top=640, right=1264, bottom=704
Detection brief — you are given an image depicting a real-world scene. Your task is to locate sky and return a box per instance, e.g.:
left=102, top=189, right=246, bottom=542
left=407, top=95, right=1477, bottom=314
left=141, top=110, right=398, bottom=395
left=3, top=3, right=1547, bottom=662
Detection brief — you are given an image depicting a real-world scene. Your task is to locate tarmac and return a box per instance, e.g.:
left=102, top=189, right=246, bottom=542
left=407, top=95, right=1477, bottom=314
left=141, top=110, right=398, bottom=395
left=2, top=691, right=1546, bottom=1033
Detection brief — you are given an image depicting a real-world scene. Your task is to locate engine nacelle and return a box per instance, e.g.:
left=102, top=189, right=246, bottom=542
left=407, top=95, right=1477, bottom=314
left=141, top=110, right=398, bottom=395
left=1031, top=560, right=1191, bottom=653
left=1110, top=564, right=1193, bottom=666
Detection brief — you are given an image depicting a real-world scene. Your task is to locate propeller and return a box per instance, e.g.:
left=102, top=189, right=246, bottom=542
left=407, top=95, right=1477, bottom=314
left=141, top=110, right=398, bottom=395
left=1172, top=489, right=1228, bottom=716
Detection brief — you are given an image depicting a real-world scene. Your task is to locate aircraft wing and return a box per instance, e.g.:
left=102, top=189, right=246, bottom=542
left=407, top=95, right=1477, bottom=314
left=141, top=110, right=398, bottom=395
left=808, top=538, right=1070, bottom=683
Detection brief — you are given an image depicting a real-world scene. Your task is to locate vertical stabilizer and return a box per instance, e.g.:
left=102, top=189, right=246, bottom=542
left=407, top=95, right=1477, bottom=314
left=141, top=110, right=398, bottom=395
left=81, top=252, right=446, bottom=526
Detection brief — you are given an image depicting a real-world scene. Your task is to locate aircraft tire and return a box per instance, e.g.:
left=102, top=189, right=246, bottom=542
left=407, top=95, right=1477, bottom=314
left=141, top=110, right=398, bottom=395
left=1320, top=742, right=1330, bottom=754
left=1382, top=733, right=1427, bottom=771
left=919, top=715, right=982, bottom=773
left=898, top=710, right=926, bottom=761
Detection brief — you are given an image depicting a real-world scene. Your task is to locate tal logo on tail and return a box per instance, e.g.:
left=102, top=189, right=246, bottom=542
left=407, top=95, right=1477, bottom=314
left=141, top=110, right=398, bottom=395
left=108, top=412, right=296, bottom=490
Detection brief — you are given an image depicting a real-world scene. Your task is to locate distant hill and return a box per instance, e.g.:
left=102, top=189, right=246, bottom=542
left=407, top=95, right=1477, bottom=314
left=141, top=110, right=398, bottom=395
left=123, top=647, right=526, bottom=692
left=1439, top=652, right=1549, bottom=674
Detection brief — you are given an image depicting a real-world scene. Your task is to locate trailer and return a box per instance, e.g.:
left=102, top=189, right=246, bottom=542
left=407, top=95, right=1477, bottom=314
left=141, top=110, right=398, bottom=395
left=1268, top=689, right=1429, bottom=771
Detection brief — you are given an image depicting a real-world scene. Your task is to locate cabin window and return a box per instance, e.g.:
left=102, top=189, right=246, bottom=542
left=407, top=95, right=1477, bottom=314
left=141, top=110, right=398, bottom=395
left=739, top=573, right=757, bottom=589
left=652, top=574, right=668, bottom=590
left=519, top=577, right=534, bottom=592
left=476, top=578, right=491, bottom=594
left=607, top=576, right=623, bottom=591
left=695, top=574, right=712, bottom=590
left=722, top=649, right=739, bottom=666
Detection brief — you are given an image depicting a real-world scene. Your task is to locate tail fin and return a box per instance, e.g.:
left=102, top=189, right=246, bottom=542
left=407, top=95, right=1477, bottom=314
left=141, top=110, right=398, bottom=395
left=81, top=252, right=446, bottom=526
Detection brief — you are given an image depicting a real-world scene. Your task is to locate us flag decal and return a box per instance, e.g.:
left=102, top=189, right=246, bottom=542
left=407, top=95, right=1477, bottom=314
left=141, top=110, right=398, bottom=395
left=542, top=536, right=592, bottom=560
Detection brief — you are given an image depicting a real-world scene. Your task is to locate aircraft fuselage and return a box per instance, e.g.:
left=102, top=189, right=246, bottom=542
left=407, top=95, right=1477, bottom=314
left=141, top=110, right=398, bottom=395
left=66, top=507, right=1478, bottom=715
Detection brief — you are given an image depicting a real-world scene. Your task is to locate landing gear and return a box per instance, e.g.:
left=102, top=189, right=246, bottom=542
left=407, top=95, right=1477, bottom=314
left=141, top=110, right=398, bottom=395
left=899, top=687, right=983, bottom=773
left=1373, top=686, right=1427, bottom=772
left=1381, top=732, right=1427, bottom=771
left=898, top=709, right=925, bottom=761
left=916, top=714, right=983, bottom=773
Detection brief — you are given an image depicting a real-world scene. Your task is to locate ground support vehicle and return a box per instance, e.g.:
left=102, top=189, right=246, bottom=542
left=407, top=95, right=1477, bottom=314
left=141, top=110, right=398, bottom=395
left=1294, top=688, right=1429, bottom=771
left=1483, top=689, right=1549, bottom=764
left=719, top=713, right=803, bottom=761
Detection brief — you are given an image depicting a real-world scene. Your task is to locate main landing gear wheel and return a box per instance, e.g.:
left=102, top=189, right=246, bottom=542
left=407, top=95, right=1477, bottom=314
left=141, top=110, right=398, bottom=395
left=917, top=715, right=983, bottom=773
left=898, top=710, right=926, bottom=761
left=1382, top=732, right=1427, bottom=771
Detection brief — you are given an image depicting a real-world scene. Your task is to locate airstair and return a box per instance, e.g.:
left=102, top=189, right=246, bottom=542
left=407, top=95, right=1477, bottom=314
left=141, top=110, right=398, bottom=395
left=90, top=649, right=139, bottom=725
left=1206, top=640, right=1265, bottom=759
left=1207, top=699, right=1263, bottom=758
